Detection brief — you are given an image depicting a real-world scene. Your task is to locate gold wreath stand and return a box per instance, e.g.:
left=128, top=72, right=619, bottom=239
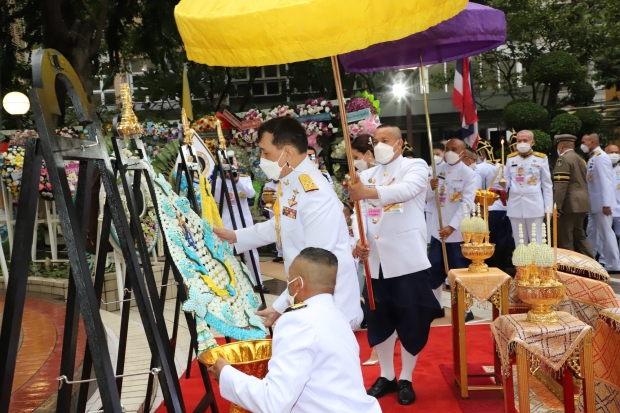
left=491, top=313, right=595, bottom=413
left=449, top=268, right=510, bottom=399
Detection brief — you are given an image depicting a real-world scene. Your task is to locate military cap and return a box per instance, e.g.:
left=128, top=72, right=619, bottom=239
left=554, top=134, right=577, bottom=144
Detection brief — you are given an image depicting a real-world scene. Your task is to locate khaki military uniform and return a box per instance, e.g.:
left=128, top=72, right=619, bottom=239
left=553, top=149, right=593, bottom=257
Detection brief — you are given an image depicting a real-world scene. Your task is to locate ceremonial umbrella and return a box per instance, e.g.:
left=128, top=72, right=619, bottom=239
left=174, top=0, right=469, bottom=309
left=340, top=3, right=506, bottom=274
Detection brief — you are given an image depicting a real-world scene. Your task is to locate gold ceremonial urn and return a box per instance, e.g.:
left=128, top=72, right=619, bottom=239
left=514, top=265, right=566, bottom=324
left=200, top=339, right=273, bottom=413
left=460, top=198, right=495, bottom=273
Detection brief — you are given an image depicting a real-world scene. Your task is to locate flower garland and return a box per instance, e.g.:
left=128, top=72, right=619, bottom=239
left=0, top=146, right=59, bottom=200
left=266, top=104, right=296, bottom=120
left=349, top=114, right=381, bottom=139
left=152, top=173, right=266, bottom=352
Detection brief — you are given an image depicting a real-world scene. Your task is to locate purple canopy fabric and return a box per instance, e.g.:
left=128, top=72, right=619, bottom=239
left=339, top=3, right=506, bottom=73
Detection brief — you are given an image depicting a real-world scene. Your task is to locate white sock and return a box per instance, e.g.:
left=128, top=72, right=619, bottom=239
left=376, top=331, right=398, bottom=380
left=433, top=286, right=443, bottom=308
left=399, top=344, right=419, bottom=382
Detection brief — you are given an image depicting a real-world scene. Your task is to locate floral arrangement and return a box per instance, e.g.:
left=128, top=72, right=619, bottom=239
left=295, top=98, right=338, bottom=155
left=152, top=173, right=266, bottom=352
left=331, top=139, right=347, bottom=159
left=143, top=121, right=183, bottom=143
left=266, top=104, right=296, bottom=120
left=346, top=91, right=381, bottom=116
left=8, top=127, right=89, bottom=147
left=0, top=146, right=61, bottom=200
left=231, top=108, right=264, bottom=147
left=192, top=115, right=218, bottom=133
left=349, top=114, right=381, bottom=139
left=248, top=147, right=267, bottom=183
left=228, top=145, right=252, bottom=174
left=9, top=130, right=38, bottom=146
left=296, top=97, right=333, bottom=116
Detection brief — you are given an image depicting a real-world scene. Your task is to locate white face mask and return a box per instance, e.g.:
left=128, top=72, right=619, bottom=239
left=469, top=162, right=476, bottom=170
left=609, top=153, right=620, bottom=165
left=516, top=142, right=531, bottom=154
left=354, top=158, right=368, bottom=171
left=286, top=277, right=303, bottom=305
left=259, top=150, right=286, bottom=181
left=374, top=141, right=399, bottom=165
left=444, top=150, right=461, bottom=165
left=433, top=155, right=444, bottom=165
left=580, top=144, right=590, bottom=154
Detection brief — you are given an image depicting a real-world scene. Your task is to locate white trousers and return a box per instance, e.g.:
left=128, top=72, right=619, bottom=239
left=587, top=213, right=620, bottom=271
left=509, top=217, right=543, bottom=245
left=614, top=217, right=620, bottom=240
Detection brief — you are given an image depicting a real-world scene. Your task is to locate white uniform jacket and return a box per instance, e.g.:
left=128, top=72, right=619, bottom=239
left=504, top=151, right=553, bottom=218
left=215, top=175, right=255, bottom=230
left=220, top=294, right=382, bottom=413
left=484, top=162, right=507, bottom=212
left=612, top=164, right=620, bottom=217
left=425, top=161, right=477, bottom=243
left=587, top=147, right=618, bottom=214
left=354, top=156, right=430, bottom=279
left=234, top=157, right=362, bottom=325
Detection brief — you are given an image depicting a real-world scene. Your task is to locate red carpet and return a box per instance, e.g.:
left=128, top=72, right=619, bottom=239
left=157, top=324, right=504, bottom=412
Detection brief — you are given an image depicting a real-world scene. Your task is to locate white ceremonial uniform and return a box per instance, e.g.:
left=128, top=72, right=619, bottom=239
left=486, top=162, right=507, bottom=212
left=262, top=180, right=282, bottom=258
left=425, top=160, right=444, bottom=243
left=425, top=160, right=477, bottom=243
left=585, top=147, right=620, bottom=271
left=475, top=160, right=497, bottom=191
left=354, top=156, right=431, bottom=278
left=319, top=169, right=335, bottom=188
left=612, top=163, right=620, bottom=239
left=235, top=157, right=362, bottom=327
left=219, top=294, right=381, bottom=413
left=504, top=151, right=553, bottom=244
left=215, top=175, right=263, bottom=284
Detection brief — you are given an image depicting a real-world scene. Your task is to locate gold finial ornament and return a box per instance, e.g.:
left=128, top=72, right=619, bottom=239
left=117, top=83, right=141, bottom=138
left=216, top=119, right=227, bottom=151
left=182, top=108, right=194, bottom=146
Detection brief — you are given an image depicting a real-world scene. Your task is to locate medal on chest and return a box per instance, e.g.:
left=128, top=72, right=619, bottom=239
left=516, top=165, right=525, bottom=185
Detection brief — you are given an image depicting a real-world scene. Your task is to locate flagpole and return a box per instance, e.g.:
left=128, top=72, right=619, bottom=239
left=330, top=56, right=375, bottom=310
left=419, top=52, right=450, bottom=276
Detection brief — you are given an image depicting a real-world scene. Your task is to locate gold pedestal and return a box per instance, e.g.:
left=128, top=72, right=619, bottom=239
left=515, top=283, right=566, bottom=324
left=461, top=242, right=495, bottom=273
left=199, top=339, right=273, bottom=413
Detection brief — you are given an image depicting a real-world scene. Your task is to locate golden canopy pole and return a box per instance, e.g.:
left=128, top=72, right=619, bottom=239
left=330, top=56, right=375, bottom=310
left=419, top=51, right=450, bottom=275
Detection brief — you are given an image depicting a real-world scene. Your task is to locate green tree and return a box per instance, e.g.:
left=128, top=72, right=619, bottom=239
left=575, top=109, right=603, bottom=135
left=529, top=52, right=585, bottom=113
left=503, top=101, right=549, bottom=130
left=550, top=113, right=582, bottom=136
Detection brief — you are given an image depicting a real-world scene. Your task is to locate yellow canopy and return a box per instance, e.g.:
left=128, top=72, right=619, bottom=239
left=174, top=0, right=468, bottom=67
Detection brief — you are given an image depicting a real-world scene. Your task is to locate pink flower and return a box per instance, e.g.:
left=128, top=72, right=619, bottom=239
left=39, top=184, right=44, bottom=190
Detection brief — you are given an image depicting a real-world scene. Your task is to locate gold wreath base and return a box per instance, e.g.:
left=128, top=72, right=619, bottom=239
left=199, top=339, right=273, bottom=413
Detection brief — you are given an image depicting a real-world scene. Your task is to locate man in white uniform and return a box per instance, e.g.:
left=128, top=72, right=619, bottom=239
left=462, top=147, right=483, bottom=188
left=428, top=138, right=477, bottom=320
left=425, top=142, right=445, bottom=243
left=214, top=117, right=362, bottom=328
left=208, top=248, right=381, bottom=413
left=500, top=130, right=553, bottom=244
left=214, top=166, right=267, bottom=293
left=349, top=125, right=440, bottom=405
left=605, top=144, right=620, bottom=239
left=307, top=146, right=334, bottom=188
left=582, top=134, right=620, bottom=271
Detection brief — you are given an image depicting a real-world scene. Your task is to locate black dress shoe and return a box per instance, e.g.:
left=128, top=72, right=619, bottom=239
left=367, top=377, right=398, bottom=398
left=253, top=284, right=270, bottom=294
left=433, top=307, right=446, bottom=320
left=465, top=311, right=475, bottom=323
left=397, top=380, right=416, bottom=405
left=272, top=257, right=283, bottom=263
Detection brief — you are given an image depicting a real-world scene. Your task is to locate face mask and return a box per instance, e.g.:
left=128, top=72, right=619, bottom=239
left=354, top=158, right=368, bottom=171
left=433, top=155, right=443, bottom=165
left=259, top=150, right=285, bottom=181
left=444, top=150, right=461, bottom=165
left=516, top=142, right=531, bottom=154
left=580, top=144, right=590, bottom=154
left=469, top=162, right=476, bottom=170
left=609, top=154, right=620, bottom=164
left=286, top=277, right=303, bottom=305
left=374, top=141, right=399, bottom=165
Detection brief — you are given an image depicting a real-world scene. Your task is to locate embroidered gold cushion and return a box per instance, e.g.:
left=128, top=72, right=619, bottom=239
left=556, top=248, right=610, bottom=282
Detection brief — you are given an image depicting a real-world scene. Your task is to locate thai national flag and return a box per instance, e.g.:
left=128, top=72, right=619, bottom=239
left=452, top=57, right=479, bottom=148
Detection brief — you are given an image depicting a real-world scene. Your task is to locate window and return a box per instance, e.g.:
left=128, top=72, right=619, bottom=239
left=266, top=82, right=280, bottom=95
left=264, top=65, right=278, bottom=78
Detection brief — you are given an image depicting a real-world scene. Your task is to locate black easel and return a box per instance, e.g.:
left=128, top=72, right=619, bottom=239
left=0, top=49, right=184, bottom=412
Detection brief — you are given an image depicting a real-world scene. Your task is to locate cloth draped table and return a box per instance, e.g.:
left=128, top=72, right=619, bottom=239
left=448, top=267, right=511, bottom=307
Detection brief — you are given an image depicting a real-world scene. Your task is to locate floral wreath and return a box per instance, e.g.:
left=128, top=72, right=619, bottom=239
left=192, top=115, right=219, bottom=133
left=152, top=174, right=266, bottom=352
left=346, top=91, right=381, bottom=139
left=296, top=98, right=338, bottom=155
left=231, top=108, right=264, bottom=147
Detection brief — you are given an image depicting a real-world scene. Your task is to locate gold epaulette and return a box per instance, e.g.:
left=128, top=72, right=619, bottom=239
left=320, top=169, right=328, bottom=173
left=553, top=172, right=570, bottom=181
left=239, top=173, right=249, bottom=177
left=507, top=152, right=519, bottom=158
left=533, top=151, right=546, bottom=158
left=595, top=150, right=602, bottom=156
left=283, top=302, right=307, bottom=313
left=299, top=174, right=319, bottom=192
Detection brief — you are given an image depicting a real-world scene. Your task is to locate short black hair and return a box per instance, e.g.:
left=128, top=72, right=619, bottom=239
left=433, top=142, right=445, bottom=151
left=403, top=150, right=415, bottom=158
left=297, top=247, right=338, bottom=269
left=257, top=117, right=308, bottom=154
left=307, top=146, right=317, bottom=154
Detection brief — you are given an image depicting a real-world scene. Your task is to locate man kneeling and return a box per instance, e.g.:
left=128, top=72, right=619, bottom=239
left=208, top=247, right=381, bottom=413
